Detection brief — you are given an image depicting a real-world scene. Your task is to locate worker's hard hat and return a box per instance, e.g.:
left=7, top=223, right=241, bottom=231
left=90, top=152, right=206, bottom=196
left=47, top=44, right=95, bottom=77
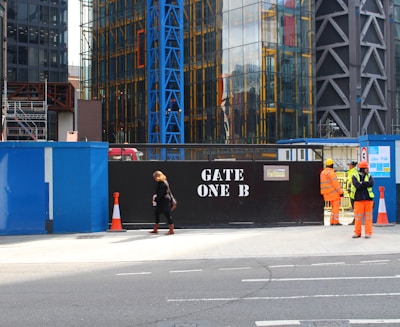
left=325, top=158, right=334, bottom=166
left=358, top=161, right=369, bottom=169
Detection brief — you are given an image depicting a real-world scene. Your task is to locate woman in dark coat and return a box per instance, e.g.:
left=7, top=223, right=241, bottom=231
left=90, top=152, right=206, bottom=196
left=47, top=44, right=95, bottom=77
left=149, top=170, right=174, bottom=235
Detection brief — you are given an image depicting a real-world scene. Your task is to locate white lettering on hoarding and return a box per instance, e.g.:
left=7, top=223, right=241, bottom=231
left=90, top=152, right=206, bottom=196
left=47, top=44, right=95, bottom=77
left=200, top=168, right=245, bottom=182
left=238, top=184, right=250, bottom=197
left=197, top=184, right=230, bottom=197
left=197, top=168, right=249, bottom=198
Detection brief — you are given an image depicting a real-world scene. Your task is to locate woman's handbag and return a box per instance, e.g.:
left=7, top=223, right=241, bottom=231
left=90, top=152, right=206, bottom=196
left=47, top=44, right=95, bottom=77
left=165, top=181, right=177, bottom=211
left=170, top=194, right=178, bottom=211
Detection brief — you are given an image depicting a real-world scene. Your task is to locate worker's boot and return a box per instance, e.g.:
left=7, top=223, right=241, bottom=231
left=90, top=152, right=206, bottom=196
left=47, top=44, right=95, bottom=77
left=149, top=223, right=159, bottom=234
left=165, top=224, right=174, bottom=235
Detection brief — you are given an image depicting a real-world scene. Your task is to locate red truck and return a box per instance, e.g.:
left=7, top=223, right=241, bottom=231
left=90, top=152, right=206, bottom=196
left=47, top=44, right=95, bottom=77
left=108, top=147, right=143, bottom=161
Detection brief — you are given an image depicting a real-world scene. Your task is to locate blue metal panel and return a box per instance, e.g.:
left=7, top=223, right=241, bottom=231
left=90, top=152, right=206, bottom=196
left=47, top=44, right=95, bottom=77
left=0, top=143, right=47, bottom=235
left=52, top=143, right=109, bottom=233
left=147, top=0, right=184, bottom=159
left=277, top=138, right=360, bottom=145
left=359, top=135, right=397, bottom=223
left=0, top=142, right=109, bottom=235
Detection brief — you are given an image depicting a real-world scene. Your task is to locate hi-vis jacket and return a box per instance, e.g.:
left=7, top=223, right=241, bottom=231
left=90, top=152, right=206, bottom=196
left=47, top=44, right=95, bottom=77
left=320, top=167, right=343, bottom=201
left=347, top=167, right=358, bottom=200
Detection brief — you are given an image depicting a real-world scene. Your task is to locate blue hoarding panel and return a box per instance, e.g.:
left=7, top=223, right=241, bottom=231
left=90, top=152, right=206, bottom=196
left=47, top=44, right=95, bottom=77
left=359, top=135, right=396, bottom=223
left=0, top=144, right=47, bottom=235
left=52, top=143, right=108, bottom=233
left=0, top=142, right=108, bottom=235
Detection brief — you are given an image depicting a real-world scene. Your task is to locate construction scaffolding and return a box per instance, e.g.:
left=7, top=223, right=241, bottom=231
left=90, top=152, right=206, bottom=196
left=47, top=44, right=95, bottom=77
left=4, top=100, right=47, bottom=141
left=80, top=0, right=93, bottom=101
left=2, top=80, right=47, bottom=141
left=2, top=81, right=75, bottom=141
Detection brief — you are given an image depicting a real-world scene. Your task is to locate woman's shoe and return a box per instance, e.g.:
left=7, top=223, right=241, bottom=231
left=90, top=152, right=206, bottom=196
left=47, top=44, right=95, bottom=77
left=149, top=223, right=159, bottom=234
left=165, top=224, right=174, bottom=235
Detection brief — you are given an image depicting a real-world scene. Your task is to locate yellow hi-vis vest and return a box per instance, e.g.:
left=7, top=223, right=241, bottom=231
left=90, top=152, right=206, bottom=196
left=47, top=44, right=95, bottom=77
left=351, top=173, right=374, bottom=199
left=347, top=167, right=358, bottom=200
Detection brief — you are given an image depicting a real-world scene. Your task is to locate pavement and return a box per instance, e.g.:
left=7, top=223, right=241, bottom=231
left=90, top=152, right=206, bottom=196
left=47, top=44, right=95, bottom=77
left=0, top=213, right=398, bottom=264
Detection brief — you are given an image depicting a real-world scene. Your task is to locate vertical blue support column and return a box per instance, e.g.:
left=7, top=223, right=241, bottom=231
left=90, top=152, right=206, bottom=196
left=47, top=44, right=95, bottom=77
left=147, top=0, right=160, bottom=147
left=147, top=0, right=184, bottom=160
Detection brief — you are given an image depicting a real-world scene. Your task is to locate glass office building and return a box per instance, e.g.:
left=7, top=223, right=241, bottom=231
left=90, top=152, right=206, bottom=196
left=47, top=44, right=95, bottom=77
left=7, top=0, right=68, bottom=82
left=88, top=0, right=315, bottom=143
left=0, top=0, right=5, bottom=92
left=0, top=0, right=5, bottom=137
left=395, top=0, right=400, bottom=132
left=217, top=1, right=314, bottom=143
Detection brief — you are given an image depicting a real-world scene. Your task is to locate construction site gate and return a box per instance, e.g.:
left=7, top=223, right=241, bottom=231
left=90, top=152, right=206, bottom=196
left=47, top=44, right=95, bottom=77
left=108, top=144, right=324, bottom=228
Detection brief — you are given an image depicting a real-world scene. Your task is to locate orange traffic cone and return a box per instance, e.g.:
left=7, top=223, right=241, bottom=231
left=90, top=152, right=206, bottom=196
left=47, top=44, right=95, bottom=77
left=107, top=192, right=127, bottom=232
left=375, top=186, right=393, bottom=226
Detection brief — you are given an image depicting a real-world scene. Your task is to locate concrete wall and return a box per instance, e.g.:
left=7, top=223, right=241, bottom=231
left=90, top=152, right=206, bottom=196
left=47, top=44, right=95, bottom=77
left=58, top=112, right=74, bottom=141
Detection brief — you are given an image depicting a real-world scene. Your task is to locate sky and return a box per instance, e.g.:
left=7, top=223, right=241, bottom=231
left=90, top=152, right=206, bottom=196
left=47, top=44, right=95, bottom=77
left=68, top=0, right=80, bottom=66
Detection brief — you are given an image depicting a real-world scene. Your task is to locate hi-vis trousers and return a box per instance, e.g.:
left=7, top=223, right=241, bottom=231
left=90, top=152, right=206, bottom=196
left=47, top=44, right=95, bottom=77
left=353, top=200, right=374, bottom=236
left=329, top=198, right=341, bottom=225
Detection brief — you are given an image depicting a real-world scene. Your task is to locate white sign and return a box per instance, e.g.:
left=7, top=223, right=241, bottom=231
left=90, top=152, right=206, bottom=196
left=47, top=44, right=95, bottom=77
left=361, top=147, right=368, bottom=162
left=368, top=146, right=390, bottom=178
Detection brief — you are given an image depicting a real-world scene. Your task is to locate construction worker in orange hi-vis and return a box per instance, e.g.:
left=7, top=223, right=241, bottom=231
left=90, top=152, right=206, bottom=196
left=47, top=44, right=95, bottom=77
left=351, top=161, right=375, bottom=239
left=320, top=158, right=344, bottom=226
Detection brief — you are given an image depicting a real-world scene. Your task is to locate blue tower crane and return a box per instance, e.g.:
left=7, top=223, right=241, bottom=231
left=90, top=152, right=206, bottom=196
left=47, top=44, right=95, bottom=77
left=146, top=0, right=184, bottom=159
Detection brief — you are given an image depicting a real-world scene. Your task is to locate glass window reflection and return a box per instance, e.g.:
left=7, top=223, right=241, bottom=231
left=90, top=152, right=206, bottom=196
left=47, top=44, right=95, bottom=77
left=228, top=9, right=243, bottom=48
left=243, top=4, right=259, bottom=44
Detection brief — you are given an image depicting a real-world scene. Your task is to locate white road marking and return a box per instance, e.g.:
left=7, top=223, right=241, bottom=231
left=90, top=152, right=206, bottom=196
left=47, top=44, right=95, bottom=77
left=167, top=292, right=400, bottom=302
left=255, top=319, right=400, bottom=326
left=116, top=272, right=152, bottom=276
left=311, top=262, right=345, bottom=266
left=256, top=320, right=300, bottom=326
left=218, top=267, right=251, bottom=271
left=114, top=260, right=397, bottom=277
left=348, top=319, right=400, bottom=324
left=242, top=275, right=400, bottom=282
left=269, top=260, right=393, bottom=269
left=170, top=269, right=203, bottom=273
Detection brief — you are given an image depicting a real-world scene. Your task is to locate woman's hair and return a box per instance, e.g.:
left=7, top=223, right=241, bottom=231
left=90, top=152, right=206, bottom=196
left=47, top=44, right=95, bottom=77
left=153, top=170, right=167, bottom=182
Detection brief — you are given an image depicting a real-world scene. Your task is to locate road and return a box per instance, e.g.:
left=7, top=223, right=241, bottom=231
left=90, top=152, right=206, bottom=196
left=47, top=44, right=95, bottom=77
left=1, top=253, right=400, bottom=326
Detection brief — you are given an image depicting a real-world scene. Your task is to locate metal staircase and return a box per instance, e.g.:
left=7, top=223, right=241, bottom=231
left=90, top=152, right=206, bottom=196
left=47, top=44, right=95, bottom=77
left=5, top=101, right=47, bottom=141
